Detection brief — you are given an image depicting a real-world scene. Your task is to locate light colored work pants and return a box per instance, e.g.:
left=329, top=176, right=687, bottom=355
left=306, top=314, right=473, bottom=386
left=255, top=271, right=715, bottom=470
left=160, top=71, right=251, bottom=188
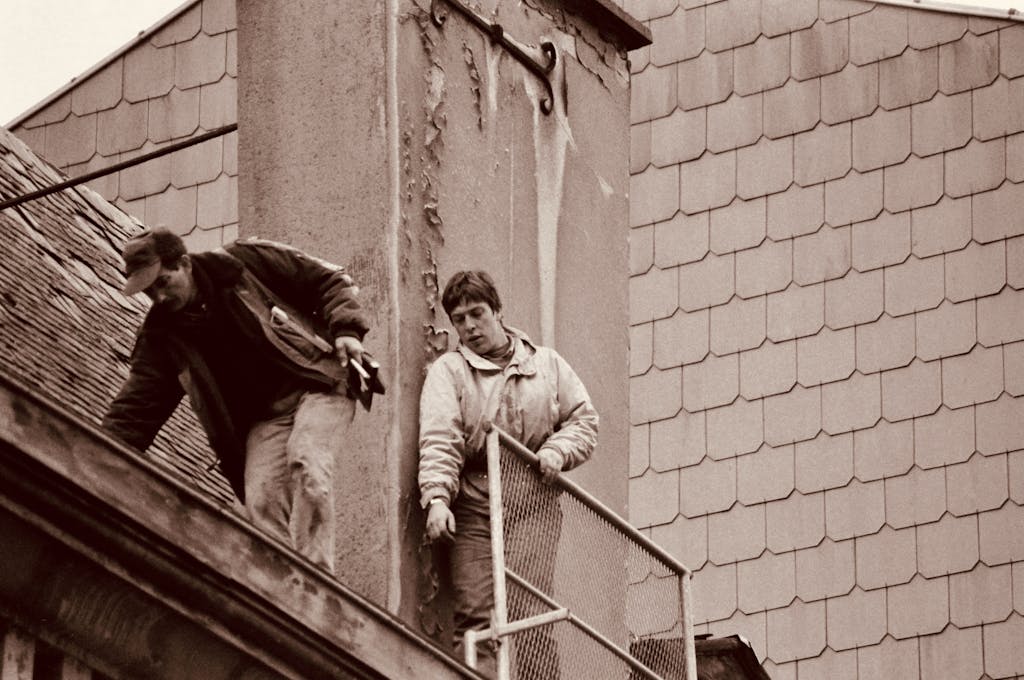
left=244, top=388, right=355, bottom=573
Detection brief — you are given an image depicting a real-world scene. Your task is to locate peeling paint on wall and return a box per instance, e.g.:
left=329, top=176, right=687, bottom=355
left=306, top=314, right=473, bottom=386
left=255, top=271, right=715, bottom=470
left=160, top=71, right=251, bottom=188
left=461, top=41, right=484, bottom=129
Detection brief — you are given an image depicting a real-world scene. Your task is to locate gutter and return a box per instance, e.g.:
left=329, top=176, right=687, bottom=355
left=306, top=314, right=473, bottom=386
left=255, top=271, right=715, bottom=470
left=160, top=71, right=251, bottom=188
left=872, top=0, right=1024, bottom=21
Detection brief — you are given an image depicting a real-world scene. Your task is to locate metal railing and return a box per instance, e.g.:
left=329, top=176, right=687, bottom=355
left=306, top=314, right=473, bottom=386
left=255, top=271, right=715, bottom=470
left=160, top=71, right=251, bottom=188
left=463, top=427, right=697, bottom=680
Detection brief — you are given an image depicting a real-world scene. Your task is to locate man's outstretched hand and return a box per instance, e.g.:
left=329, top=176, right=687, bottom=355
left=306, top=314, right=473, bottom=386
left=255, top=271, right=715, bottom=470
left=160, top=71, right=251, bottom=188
left=335, top=336, right=364, bottom=368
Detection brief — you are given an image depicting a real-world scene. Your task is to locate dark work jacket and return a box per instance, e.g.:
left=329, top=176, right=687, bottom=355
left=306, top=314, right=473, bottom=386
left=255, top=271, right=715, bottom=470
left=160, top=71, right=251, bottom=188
left=103, top=238, right=369, bottom=501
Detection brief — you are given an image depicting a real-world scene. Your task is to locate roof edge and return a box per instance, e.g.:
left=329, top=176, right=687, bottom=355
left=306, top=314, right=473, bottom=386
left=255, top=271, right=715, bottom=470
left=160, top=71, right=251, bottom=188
left=873, top=0, right=1024, bottom=21
left=564, top=0, right=652, bottom=50
left=5, top=0, right=203, bottom=129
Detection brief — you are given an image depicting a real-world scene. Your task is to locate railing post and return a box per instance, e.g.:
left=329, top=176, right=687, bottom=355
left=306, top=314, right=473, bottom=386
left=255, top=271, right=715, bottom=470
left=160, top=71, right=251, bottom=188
left=680, top=572, right=697, bottom=680
left=485, top=427, right=511, bottom=679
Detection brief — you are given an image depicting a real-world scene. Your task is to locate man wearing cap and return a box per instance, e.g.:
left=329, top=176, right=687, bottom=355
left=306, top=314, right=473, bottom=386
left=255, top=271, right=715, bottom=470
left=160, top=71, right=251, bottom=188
left=103, top=228, right=369, bottom=574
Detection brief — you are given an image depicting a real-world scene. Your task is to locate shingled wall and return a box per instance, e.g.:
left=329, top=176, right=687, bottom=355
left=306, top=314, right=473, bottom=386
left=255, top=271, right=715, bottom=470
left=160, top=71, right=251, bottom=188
left=625, top=0, right=1024, bottom=677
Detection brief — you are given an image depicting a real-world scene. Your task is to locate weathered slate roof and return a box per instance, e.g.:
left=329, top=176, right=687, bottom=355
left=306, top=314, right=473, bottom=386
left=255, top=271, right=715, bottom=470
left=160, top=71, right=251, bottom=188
left=0, top=126, right=233, bottom=503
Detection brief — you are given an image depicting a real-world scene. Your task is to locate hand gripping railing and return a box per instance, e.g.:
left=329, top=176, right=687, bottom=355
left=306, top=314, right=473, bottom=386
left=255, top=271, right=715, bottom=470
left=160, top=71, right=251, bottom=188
left=464, top=426, right=697, bottom=680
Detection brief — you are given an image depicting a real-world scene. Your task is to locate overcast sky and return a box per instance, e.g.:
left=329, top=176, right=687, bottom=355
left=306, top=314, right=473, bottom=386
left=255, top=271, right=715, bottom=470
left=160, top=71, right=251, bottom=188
left=1, top=0, right=1022, bottom=127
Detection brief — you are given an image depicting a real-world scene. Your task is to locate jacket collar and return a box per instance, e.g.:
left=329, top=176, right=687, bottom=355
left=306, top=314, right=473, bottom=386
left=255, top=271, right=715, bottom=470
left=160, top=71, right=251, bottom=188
left=456, top=325, right=537, bottom=375
left=143, top=248, right=244, bottom=329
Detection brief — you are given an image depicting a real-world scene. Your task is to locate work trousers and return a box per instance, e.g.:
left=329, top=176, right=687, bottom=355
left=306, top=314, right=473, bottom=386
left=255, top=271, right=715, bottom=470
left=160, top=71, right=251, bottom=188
left=451, top=496, right=562, bottom=679
left=244, top=387, right=355, bottom=574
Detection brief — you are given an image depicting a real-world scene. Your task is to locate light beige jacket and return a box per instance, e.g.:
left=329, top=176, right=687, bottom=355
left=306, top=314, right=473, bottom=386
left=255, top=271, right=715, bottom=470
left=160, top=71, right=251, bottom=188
left=417, top=326, right=598, bottom=508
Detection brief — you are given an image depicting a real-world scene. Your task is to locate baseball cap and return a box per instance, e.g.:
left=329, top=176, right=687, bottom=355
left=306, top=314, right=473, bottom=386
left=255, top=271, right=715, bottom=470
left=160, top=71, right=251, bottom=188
left=121, top=228, right=187, bottom=295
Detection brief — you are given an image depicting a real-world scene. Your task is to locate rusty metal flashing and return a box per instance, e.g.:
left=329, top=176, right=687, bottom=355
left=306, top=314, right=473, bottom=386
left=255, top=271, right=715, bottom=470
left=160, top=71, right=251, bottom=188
left=0, top=369, right=482, bottom=680
left=872, top=0, right=1023, bottom=20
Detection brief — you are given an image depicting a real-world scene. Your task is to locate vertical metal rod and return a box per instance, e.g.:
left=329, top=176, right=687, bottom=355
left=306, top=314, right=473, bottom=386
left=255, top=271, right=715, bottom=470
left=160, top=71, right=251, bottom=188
left=486, top=428, right=511, bottom=679
left=680, top=572, right=697, bottom=680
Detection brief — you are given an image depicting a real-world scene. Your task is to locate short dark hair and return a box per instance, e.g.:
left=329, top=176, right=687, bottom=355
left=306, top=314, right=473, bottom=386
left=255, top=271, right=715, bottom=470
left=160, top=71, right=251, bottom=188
left=441, top=270, right=502, bottom=316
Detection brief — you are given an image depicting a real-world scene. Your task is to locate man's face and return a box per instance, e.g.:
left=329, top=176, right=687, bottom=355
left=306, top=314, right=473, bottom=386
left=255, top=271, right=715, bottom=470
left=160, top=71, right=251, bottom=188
left=143, top=257, right=195, bottom=312
left=449, top=299, right=506, bottom=355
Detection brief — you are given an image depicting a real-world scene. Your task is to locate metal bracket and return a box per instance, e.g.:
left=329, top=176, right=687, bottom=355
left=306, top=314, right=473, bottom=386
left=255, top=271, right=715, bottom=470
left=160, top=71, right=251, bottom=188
left=430, top=0, right=558, bottom=115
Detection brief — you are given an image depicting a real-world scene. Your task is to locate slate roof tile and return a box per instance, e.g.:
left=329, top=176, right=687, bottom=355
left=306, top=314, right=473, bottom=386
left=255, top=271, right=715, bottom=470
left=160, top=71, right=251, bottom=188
left=19, top=92, right=71, bottom=129
left=67, top=155, right=118, bottom=203
left=918, top=513, right=981, bottom=577
left=705, top=0, right=761, bottom=53
left=629, top=264, right=677, bottom=323
left=710, top=295, right=766, bottom=355
left=914, top=404, right=976, bottom=469
left=883, top=153, right=944, bottom=213
left=650, top=513, right=709, bottom=571
left=916, top=299, right=977, bottom=362
left=949, top=563, right=1013, bottom=627
left=707, top=610, right=768, bottom=659
left=764, top=384, right=821, bottom=446
left=736, top=238, right=792, bottom=299
left=629, top=322, right=652, bottom=378
left=855, top=637, right=921, bottom=680
left=974, top=77, right=1024, bottom=141
left=148, top=87, right=201, bottom=144
left=910, top=194, right=971, bottom=258
left=942, top=344, right=1004, bottom=409
left=939, top=31, right=999, bottom=94
left=794, top=224, right=851, bottom=286
left=796, top=647, right=858, bottom=680
left=144, top=185, right=198, bottom=234
left=884, top=254, right=945, bottom=317
left=909, top=8, right=968, bottom=49
left=919, top=625, right=983, bottom=680
left=124, top=42, right=176, bottom=103
left=977, top=287, right=1024, bottom=347
left=174, top=31, right=227, bottom=92
left=826, top=169, right=884, bottom=228
left=766, top=599, right=826, bottom=663
left=737, top=136, right=794, bottom=200
left=679, top=150, right=736, bottom=215
left=972, top=180, right=1024, bottom=243
left=945, top=138, right=1006, bottom=199
left=151, top=3, right=201, bottom=46
left=737, top=442, right=794, bottom=505
left=948, top=452, right=1009, bottom=517
left=651, top=408, right=707, bottom=471
left=202, top=0, right=236, bottom=34
left=678, top=251, right=734, bottom=312
left=766, top=182, right=823, bottom=240
left=679, top=454, right=737, bottom=518
left=651, top=107, right=706, bottom=167
left=629, top=44, right=650, bottom=74
left=692, top=562, right=738, bottom=623
left=826, top=586, right=887, bottom=650
left=824, top=268, right=884, bottom=329
left=70, top=59, right=123, bottom=117
left=630, top=224, right=654, bottom=276
left=1009, top=132, right=1024, bottom=183
left=119, top=142, right=173, bottom=201
left=631, top=164, right=679, bottom=227
left=767, top=491, right=826, bottom=553
left=738, top=550, right=796, bottom=613
left=633, top=119, right=653, bottom=173
left=882, top=358, right=943, bottom=421
left=764, top=77, right=821, bottom=139
left=911, top=90, right=972, bottom=158
left=226, top=29, right=237, bottom=79
left=978, top=501, right=1024, bottom=564
left=792, top=19, right=850, bottom=81
left=852, top=109, right=911, bottom=175
left=797, top=327, right=855, bottom=387
left=653, top=308, right=709, bottom=368
left=198, top=75, right=237, bottom=132
left=97, top=101, right=149, bottom=157
left=734, top=35, right=790, bottom=96
left=769, top=282, right=825, bottom=341
left=879, top=46, right=939, bottom=110
left=887, top=575, right=950, bottom=639
left=708, top=502, right=766, bottom=564
left=650, top=7, right=705, bottom=67
left=707, top=93, right=763, bottom=154
left=856, top=313, right=916, bottom=374
left=762, top=0, right=817, bottom=36
left=794, top=122, right=852, bottom=187
left=1015, top=560, right=1024, bottom=614
left=683, top=352, right=739, bottom=412
left=677, top=50, right=733, bottom=112
left=629, top=467, right=680, bottom=527
left=1007, top=340, right=1024, bottom=396
left=825, top=478, right=885, bottom=539
left=794, top=537, right=854, bottom=604
left=632, top=63, right=678, bottom=123
left=655, top=210, right=709, bottom=268
left=630, top=366, right=683, bottom=424
left=969, top=15, right=1015, bottom=33
left=706, top=397, right=764, bottom=460
left=795, top=431, right=854, bottom=493
left=984, top=614, right=1024, bottom=679
left=630, top=422, right=649, bottom=477
left=853, top=5, right=910, bottom=65
left=855, top=524, right=917, bottom=590
left=740, top=338, right=797, bottom=400
left=709, top=196, right=766, bottom=255
left=1001, top=25, right=1024, bottom=77
left=43, top=113, right=98, bottom=170
left=819, top=0, right=874, bottom=23
left=853, top=418, right=914, bottom=481
left=976, top=394, right=1024, bottom=455
left=885, top=466, right=947, bottom=528
left=171, top=135, right=223, bottom=188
